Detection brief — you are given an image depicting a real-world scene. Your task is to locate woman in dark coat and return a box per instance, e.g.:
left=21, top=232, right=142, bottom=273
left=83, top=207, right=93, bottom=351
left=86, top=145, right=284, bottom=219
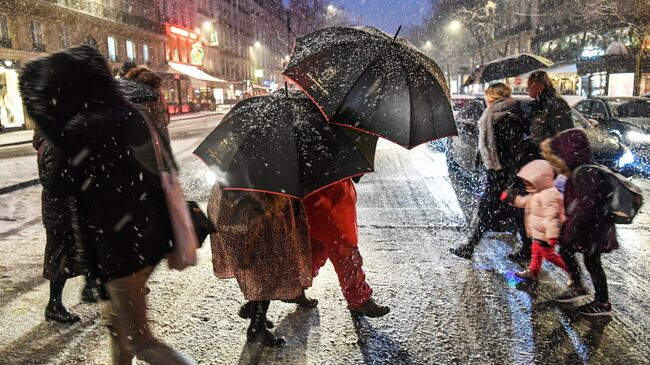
left=450, top=83, right=529, bottom=260
left=118, top=66, right=170, bottom=142
left=20, top=46, right=195, bottom=364
left=208, top=187, right=313, bottom=347
left=34, top=129, right=89, bottom=323
left=542, top=128, right=617, bottom=316
left=527, top=71, right=574, bottom=146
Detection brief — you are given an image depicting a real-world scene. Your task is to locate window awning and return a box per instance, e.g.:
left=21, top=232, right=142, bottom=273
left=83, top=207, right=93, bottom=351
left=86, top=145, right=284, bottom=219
left=167, top=62, right=229, bottom=85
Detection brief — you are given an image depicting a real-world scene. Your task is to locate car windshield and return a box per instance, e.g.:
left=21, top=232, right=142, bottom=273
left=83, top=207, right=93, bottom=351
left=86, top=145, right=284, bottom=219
left=571, top=109, right=590, bottom=129
left=607, top=99, right=650, bottom=119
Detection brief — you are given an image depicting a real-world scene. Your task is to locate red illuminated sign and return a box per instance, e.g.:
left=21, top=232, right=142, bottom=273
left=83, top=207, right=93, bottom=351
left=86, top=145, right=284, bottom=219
left=165, top=24, right=198, bottom=40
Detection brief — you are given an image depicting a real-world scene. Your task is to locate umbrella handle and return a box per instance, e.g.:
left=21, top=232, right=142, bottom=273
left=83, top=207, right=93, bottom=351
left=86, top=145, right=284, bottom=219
left=392, top=25, right=402, bottom=42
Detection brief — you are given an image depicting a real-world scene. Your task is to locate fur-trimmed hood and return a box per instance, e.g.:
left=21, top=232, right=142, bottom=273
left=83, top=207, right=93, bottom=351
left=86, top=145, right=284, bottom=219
left=517, top=159, right=555, bottom=192
left=19, top=46, right=128, bottom=140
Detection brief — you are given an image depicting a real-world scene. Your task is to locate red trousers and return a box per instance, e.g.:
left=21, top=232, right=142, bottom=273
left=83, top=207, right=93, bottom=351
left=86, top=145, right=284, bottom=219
left=311, top=239, right=372, bottom=309
left=529, top=239, right=568, bottom=275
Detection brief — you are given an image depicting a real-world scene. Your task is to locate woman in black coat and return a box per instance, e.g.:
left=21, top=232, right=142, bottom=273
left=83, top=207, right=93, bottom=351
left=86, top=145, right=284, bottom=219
left=33, top=129, right=104, bottom=323
left=20, top=46, right=194, bottom=365
left=450, top=83, right=529, bottom=260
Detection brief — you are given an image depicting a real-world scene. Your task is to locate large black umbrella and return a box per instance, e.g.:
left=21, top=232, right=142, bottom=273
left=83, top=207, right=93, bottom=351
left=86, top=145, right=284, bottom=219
left=463, top=53, right=553, bottom=86
left=283, top=26, right=455, bottom=150
left=193, top=89, right=378, bottom=199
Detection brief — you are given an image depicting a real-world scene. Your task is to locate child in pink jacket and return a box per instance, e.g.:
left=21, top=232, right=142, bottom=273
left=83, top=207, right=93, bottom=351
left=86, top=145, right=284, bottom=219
left=501, top=159, right=568, bottom=281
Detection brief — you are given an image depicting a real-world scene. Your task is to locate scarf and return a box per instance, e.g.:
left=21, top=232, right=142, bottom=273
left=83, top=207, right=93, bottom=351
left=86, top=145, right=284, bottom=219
left=478, top=97, right=518, bottom=171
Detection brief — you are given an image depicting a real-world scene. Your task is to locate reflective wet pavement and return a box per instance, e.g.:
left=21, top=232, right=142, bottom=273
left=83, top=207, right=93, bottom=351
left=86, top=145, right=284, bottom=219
left=1, top=115, right=649, bottom=364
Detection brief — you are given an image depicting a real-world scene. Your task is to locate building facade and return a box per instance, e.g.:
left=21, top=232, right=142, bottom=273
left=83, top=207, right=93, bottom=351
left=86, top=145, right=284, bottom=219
left=425, top=0, right=649, bottom=97
left=196, top=0, right=288, bottom=98
left=0, top=0, right=166, bottom=131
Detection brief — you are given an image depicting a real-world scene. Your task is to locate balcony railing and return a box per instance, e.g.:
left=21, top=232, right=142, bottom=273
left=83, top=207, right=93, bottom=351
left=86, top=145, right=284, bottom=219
left=45, top=0, right=164, bottom=33
left=0, top=37, right=12, bottom=49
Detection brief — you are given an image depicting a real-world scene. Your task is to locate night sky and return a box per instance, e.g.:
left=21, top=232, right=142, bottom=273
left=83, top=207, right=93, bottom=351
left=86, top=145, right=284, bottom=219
left=283, top=0, right=433, bottom=32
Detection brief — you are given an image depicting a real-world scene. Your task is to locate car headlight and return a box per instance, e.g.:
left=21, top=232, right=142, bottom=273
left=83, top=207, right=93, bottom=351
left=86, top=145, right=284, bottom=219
left=617, top=149, right=635, bottom=168
left=626, top=130, right=650, bottom=143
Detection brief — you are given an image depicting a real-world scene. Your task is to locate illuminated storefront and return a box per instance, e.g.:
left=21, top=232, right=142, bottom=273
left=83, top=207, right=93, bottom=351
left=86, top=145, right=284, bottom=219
left=162, top=23, right=228, bottom=112
left=0, top=59, right=26, bottom=132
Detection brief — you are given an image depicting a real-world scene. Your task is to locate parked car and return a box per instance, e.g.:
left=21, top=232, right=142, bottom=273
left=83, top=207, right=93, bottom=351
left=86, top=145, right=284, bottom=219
left=428, top=94, right=480, bottom=152
left=574, top=97, right=650, bottom=173
left=443, top=96, right=633, bottom=221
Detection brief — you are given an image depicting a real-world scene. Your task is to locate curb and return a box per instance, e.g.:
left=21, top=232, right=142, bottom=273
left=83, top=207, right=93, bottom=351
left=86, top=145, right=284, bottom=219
left=0, top=140, right=32, bottom=148
left=170, top=112, right=222, bottom=122
left=0, top=179, right=40, bottom=195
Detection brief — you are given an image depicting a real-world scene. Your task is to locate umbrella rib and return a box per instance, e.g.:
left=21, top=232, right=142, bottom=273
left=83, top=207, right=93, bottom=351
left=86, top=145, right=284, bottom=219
left=331, top=48, right=387, bottom=124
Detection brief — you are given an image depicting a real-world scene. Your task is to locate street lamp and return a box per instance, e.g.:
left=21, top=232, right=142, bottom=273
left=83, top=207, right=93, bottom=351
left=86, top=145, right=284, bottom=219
left=447, top=20, right=462, bottom=33
left=327, top=5, right=336, bottom=13
left=254, top=41, right=262, bottom=49
left=423, top=40, right=433, bottom=51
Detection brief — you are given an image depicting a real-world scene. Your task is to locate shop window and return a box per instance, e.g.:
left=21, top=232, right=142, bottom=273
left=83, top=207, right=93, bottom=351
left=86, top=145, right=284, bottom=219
left=107, top=36, right=117, bottom=61
left=30, top=21, right=45, bottom=52
left=143, top=44, right=150, bottom=64
left=126, top=40, right=136, bottom=62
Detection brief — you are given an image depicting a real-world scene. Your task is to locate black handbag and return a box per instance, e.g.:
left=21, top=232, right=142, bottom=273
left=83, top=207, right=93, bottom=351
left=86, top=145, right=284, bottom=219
left=187, top=201, right=216, bottom=247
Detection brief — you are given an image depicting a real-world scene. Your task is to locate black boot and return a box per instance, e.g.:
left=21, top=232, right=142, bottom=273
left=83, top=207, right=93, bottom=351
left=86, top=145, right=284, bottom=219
left=45, top=305, right=81, bottom=323
left=239, top=301, right=274, bottom=328
left=246, top=301, right=285, bottom=347
left=282, top=290, right=318, bottom=308
left=81, top=281, right=97, bottom=303
left=46, top=279, right=81, bottom=324
left=449, top=245, right=474, bottom=260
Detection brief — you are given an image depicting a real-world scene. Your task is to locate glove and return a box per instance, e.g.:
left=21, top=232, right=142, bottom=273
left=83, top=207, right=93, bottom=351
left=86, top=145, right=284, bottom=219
left=500, top=189, right=515, bottom=204
left=554, top=175, right=567, bottom=195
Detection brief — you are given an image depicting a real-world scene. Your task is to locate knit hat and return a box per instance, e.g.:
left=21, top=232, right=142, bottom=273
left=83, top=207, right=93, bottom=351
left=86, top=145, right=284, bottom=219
left=550, top=128, right=592, bottom=170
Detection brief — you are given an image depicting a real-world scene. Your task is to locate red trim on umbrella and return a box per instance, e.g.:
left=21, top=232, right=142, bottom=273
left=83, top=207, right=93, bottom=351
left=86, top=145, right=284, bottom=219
left=221, top=171, right=371, bottom=201
left=222, top=187, right=302, bottom=200
left=282, top=74, right=330, bottom=122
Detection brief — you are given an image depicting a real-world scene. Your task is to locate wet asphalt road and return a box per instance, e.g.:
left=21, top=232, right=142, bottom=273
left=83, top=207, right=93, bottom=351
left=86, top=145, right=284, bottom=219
left=1, top=114, right=650, bottom=364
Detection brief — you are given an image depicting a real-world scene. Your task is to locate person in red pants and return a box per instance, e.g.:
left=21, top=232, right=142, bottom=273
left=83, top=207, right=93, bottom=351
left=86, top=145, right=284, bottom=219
left=501, top=160, right=570, bottom=284
left=304, top=178, right=389, bottom=317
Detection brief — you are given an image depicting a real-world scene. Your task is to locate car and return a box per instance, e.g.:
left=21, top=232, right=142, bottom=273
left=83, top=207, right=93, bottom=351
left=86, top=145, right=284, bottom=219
left=443, top=96, right=633, bottom=221
left=574, top=97, right=650, bottom=173
left=428, top=94, right=481, bottom=152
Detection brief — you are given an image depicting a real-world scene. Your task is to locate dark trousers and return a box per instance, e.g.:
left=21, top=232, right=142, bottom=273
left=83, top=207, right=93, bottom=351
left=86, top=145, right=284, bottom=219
left=464, top=207, right=530, bottom=254
left=560, top=246, right=609, bottom=303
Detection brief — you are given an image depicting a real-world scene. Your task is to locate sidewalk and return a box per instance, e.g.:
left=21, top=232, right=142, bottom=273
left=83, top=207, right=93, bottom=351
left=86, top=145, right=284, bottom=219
left=0, top=109, right=228, bottom=148
left=170, top=110, right=223, bottom=122
left=0, top=130, right=33, bottom=148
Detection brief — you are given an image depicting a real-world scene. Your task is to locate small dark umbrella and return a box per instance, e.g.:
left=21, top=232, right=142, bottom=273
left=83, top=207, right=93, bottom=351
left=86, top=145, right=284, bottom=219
left=463, top=53, right=553, bottom=86
left=193, top=89, right=378, bottom=199
left=283, top=26, right=456, bottom=150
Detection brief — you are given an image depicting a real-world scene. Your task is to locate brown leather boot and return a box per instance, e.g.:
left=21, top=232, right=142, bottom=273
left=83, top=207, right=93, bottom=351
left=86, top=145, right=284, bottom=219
left=515, top=270, right=539, bottom=281
left=349, top=298, right=390, bottom=318
left=282, top=290, right=318, bottom=308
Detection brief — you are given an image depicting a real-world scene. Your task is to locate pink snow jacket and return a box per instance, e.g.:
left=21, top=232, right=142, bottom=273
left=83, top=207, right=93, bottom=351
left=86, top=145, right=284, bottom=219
left=512, top=160, right=566, bottom=242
